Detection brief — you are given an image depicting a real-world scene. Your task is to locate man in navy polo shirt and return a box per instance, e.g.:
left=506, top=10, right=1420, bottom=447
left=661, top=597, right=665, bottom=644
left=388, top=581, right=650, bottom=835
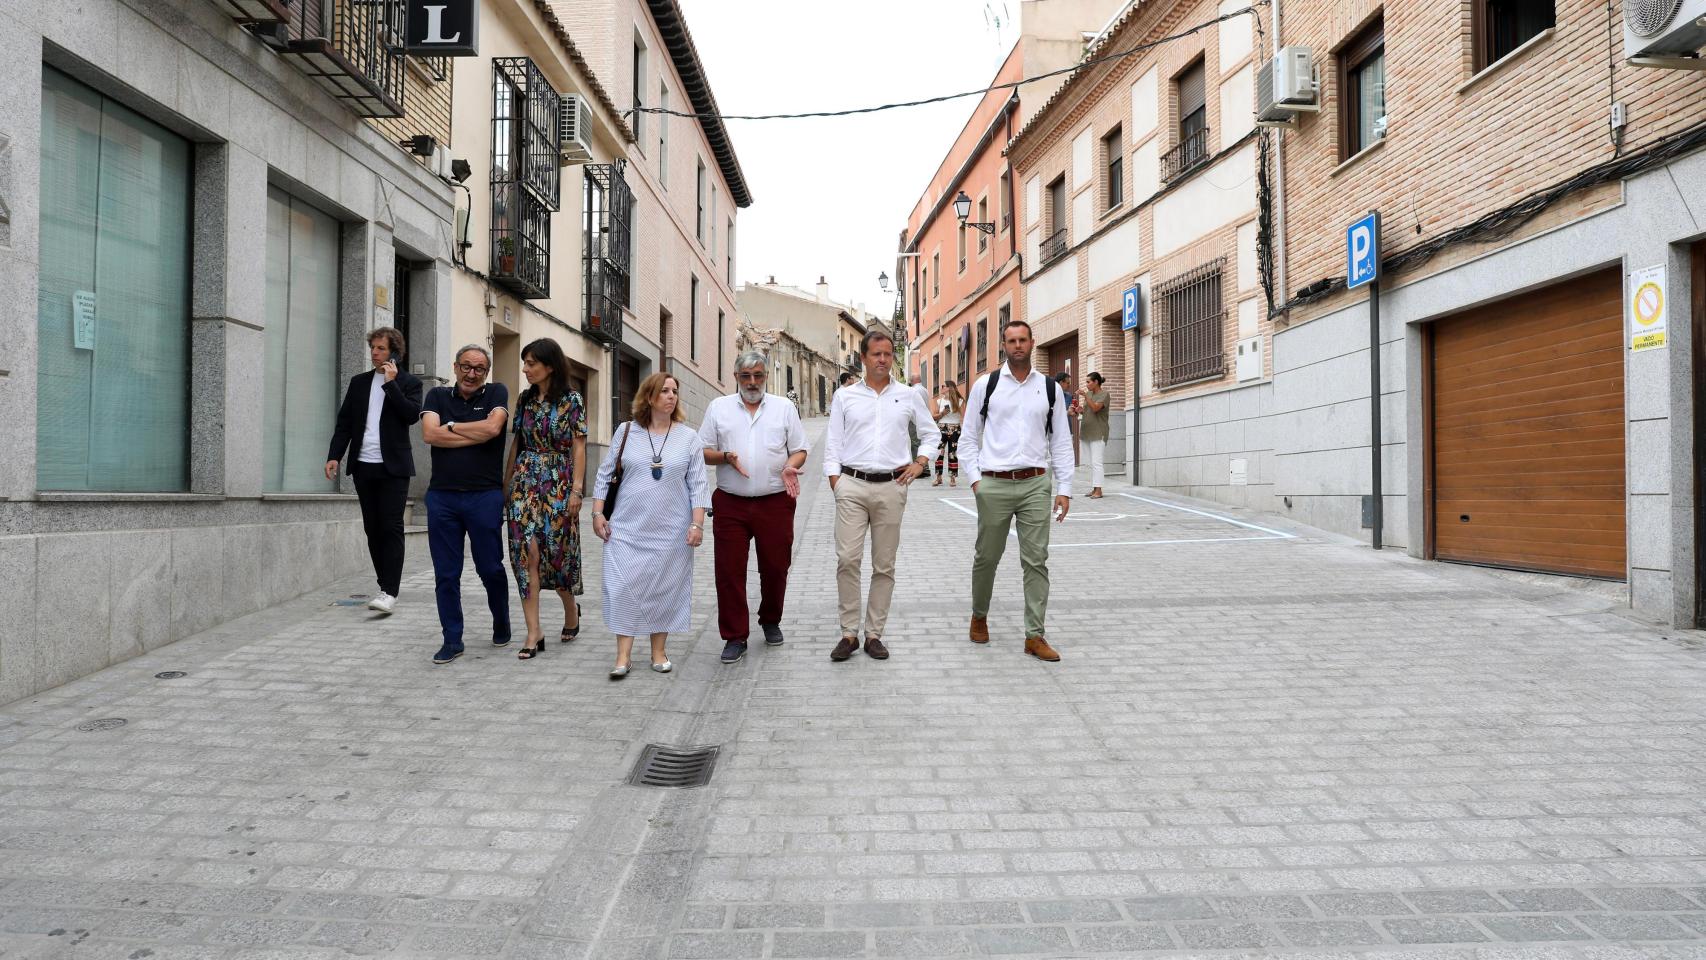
left=420, top=345, right=511, bottom=663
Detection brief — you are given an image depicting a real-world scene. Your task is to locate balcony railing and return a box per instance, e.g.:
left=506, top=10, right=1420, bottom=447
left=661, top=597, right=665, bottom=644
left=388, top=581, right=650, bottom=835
left=209, top=0, right=290, bottom=23
left=275, top=0, right=407, bottom=118
left=1162, top=126, right=1211, bottom=184
left=1040, top=228, right=1068, bottom=265
left=583, top=164, right=634, bottom=346
left=491, top=182, right=551, bottom=299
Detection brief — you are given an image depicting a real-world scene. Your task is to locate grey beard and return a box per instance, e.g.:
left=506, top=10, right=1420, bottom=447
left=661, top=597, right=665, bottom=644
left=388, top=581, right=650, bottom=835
left=740, top=388, right=765, bottom=404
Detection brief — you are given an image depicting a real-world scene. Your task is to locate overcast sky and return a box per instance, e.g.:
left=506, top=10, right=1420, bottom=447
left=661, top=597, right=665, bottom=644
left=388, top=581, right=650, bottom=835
left=677, top=0, right=1022, bottom=324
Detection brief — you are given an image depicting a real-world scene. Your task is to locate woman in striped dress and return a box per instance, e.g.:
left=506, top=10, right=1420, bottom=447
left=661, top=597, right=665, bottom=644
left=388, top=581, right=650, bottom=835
left=590, top=373, right=710, bottom=679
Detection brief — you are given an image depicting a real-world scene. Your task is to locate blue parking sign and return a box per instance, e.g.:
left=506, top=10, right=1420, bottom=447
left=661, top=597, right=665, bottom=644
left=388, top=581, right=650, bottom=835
left=1347, top=212, right=1380, bottom=290
left=1121, top=285, right=1141, bottom=331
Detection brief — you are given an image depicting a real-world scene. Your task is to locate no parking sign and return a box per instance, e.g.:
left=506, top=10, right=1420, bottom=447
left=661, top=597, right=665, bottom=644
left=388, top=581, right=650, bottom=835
left=1628, top=264, right=1667, bottom=352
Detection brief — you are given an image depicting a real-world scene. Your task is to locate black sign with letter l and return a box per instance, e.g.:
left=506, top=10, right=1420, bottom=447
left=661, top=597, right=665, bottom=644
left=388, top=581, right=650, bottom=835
left=406, top=0, right=479, bottom=56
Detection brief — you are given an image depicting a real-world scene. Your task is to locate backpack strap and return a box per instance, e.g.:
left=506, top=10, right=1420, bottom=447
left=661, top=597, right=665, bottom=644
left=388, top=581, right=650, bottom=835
left=977, top=369, right=1002, bottom=423
left=1044, top=377, right=1056, bottom=436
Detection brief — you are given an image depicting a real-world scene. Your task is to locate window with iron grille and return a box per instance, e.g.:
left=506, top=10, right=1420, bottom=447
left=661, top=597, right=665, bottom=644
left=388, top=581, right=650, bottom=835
left=977, top=197, right=988, bottom=252
left=1164, top=59, right=1210, bottom=183
left=690, top=275, right=700, bottom=361
left=976, top=316, right=988, bottom=373
left=583, top=164, right=633, bottom=346
left=280, top=0, right=407, bottom=118
left=491, top=58, right=560, bottom=299
left=1153, top=260, right=1226, bottom=388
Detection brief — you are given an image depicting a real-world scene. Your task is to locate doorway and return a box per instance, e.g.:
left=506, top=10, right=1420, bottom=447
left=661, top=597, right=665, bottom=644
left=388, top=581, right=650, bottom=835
left=1045, top=332, right=1081, bottom=464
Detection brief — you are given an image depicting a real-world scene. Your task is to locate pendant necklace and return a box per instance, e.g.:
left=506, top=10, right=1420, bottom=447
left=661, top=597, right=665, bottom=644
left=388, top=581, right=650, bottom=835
left=645, top=424, right=670, bottom=481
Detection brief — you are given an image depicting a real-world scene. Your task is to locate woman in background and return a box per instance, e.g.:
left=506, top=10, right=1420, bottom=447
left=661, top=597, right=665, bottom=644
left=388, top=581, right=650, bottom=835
left=504, top=338, right=586, bottom=660
left=933, top=379, right=965, bottom=487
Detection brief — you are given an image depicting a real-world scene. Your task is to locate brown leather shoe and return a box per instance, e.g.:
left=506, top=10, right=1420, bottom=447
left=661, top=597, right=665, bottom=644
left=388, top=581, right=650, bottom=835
left=830, top=635, right=860, bottom=661
left=864, top=636, right=889, bottom=660
left=1024, top=635, right=1061, bottom=662
left=969, top=616, right=989, bottom=644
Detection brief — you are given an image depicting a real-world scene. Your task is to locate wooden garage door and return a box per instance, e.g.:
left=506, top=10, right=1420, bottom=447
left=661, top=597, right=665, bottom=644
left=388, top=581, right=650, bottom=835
left=1430, top=268, right=1626, bottom=579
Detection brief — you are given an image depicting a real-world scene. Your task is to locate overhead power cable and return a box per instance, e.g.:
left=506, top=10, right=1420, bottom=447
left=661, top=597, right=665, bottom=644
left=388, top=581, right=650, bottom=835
left=626, top=5, right=1264, bottom=122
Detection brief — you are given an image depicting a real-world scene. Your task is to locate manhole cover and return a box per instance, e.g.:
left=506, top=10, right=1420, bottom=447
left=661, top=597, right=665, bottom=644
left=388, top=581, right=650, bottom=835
left=75, top=718, right=127, bottom=732
left=628, top=744, right=719, bottom=788
left=154, top=671, right=187, bottom=680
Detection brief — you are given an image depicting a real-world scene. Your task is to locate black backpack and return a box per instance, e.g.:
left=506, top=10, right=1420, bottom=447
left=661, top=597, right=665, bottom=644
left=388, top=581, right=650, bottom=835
left=977, top=369, right=1057, bottom=435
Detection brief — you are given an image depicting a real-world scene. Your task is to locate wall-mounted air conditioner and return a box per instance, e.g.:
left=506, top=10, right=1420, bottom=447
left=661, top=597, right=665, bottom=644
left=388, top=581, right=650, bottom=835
left=558, top=95, right=593, bottom=165
left=1624, top=0, right=1706, bottom=66
left=1256, top=46, right=1318, bottom=125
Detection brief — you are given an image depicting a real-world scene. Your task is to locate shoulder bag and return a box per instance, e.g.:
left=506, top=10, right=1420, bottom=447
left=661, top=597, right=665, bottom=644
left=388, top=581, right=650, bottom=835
left=602, top=423, right=633, bottom=521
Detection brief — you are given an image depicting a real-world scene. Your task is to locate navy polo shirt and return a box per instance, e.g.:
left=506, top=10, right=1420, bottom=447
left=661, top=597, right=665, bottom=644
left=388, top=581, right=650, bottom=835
left=422, top=383, right=509, bottom=491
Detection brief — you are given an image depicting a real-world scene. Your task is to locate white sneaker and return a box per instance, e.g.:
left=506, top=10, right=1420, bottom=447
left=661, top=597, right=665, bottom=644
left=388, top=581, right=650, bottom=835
left=367, top=592, right=396, bottom=614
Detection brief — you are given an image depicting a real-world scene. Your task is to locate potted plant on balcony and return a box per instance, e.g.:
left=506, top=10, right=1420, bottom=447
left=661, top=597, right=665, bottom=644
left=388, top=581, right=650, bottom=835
left=496, top=236, right=517, bottom=275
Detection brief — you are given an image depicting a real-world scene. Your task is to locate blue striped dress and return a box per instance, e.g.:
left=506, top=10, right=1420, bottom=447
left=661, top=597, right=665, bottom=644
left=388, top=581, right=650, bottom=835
left=593, top=422, right=711, bottom=635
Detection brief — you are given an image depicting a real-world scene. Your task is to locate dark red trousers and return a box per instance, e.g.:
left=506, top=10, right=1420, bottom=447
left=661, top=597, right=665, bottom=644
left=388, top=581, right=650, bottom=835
left=712, top=488, right=796, bottom=641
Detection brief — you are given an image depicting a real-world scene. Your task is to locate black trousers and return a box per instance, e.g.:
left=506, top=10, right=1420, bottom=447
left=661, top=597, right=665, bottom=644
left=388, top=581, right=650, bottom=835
left=352, top=460, right=410, bottom=596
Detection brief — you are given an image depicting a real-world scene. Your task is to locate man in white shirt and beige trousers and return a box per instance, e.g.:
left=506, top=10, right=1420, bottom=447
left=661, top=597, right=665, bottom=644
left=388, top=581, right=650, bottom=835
left=823, top=329, right=941, bottom=662
left=957, top=319, right=1074, bottom=661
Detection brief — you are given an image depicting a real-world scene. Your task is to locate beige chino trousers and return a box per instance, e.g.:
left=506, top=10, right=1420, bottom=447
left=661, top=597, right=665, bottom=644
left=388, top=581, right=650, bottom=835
left=833, top=475, right=909, bottom=638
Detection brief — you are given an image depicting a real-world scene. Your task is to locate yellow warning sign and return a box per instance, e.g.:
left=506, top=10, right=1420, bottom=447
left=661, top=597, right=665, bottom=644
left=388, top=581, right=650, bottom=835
left=1628, top=264, right=1667, bottom=352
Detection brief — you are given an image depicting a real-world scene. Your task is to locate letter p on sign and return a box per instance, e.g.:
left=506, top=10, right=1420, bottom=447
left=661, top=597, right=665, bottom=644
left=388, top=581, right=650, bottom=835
left=1346, top=212, right=1380, bottom=290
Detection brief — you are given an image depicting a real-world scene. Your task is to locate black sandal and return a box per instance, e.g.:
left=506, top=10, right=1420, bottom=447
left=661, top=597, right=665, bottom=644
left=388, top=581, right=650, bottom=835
left=518, top=639, right=546, bottom=660
left=561, top=603, right=581, bottom=644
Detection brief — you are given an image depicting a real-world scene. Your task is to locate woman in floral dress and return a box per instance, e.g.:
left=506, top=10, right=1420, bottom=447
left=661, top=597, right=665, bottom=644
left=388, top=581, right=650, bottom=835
left=504, top=338, right=586, bottom=659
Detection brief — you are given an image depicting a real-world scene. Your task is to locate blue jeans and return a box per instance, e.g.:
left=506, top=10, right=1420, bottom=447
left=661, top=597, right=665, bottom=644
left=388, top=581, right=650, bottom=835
left=426, top=488, right=511, bottom=649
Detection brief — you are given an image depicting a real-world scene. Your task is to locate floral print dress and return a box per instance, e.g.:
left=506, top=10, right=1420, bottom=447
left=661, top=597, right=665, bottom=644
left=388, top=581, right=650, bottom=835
left=507, top=390, right=586, bottom=599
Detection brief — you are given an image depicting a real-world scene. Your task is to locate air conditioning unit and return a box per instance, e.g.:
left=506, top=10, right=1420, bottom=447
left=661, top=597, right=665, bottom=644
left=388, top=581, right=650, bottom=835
left=1256, top=46, right=1317, bottom=123
left=558, top=95, right=594, bottom=165
left=1624, top=0, right=1706, bottom=65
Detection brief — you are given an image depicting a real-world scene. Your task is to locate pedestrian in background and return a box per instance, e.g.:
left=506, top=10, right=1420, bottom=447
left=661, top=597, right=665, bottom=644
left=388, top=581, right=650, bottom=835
left=591, top=374, right=710, bottom=679
left=504, top=338, right=587, bottom=661
left=838, top=371, right=858, bottom=389
left=701, top=353, right=807, bottom=664
left=1081, top=371, right=1110, bottom=499
left=1053, top=370, right=1083, bottom=463
left=933, top=380, right=965, bottom=487
left=325, top=326, right=422, bottom=615
left=420, top=346, right=511, bottom=664
left=959, top=320, right=1074, bottom=662
left=822, top=330, right=940, bottom=663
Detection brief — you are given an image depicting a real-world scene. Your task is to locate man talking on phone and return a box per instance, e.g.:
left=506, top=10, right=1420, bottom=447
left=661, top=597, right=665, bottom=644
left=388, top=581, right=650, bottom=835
left=326, top=327, right=423, bottom=615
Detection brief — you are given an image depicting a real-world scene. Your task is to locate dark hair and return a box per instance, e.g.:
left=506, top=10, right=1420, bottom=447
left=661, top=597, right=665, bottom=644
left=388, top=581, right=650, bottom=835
left=859, top=329, right=895, bottom=357
left=1052, top=372, right=1070, bottom=384
left=521, top=337, right=574, bottom=404
left=838, top=371, right=858, bottom=386
left=368, top=326, right=405, bottom=360
left=1001, top=319, right=1033, bottom=338
left=1087, top=371, right=1104, bottom=385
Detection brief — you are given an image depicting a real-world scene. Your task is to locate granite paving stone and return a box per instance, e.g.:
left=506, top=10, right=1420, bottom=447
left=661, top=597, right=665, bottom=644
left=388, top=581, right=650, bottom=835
left=5, top=423, right=1706, bottom=958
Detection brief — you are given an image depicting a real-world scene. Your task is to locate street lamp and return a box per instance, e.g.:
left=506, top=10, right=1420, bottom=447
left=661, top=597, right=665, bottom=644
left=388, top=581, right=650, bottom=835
left=878, top=272, right=889, bottom=292
left=953, top=190, right=996, bottom=236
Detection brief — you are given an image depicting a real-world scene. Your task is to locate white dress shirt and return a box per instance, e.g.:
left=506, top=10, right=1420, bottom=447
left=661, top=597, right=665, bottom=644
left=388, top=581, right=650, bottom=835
left=358, top=372, right=386, bottom=464
left=824, top=377, right=941, bottom=476
left=957, top=363, right=1076, bottom=495
left=699, top=393, right=807, bottom=497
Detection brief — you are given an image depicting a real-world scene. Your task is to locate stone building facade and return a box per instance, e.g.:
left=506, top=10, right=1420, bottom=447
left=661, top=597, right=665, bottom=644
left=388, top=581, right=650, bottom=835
left=0, top=0, right=460, bottom=702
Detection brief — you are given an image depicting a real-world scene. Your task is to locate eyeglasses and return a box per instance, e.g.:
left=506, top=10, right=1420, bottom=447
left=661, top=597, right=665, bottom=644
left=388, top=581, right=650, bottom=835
left=456, top=363, right=489, bottom=375
left=736, top=372, right=766, bottom=381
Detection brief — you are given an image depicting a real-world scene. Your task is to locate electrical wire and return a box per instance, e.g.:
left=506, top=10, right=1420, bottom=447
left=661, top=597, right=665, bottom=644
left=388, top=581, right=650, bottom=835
left=1282, top=116, right=1706, bottom=311
left=625, top=5, right=1265, bottom=122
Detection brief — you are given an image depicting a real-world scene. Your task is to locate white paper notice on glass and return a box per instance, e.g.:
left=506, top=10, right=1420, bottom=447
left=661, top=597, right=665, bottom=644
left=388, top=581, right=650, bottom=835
left=72, top=291, right=96, bottom=351
left=1628, top=265, right=1667, bottom=352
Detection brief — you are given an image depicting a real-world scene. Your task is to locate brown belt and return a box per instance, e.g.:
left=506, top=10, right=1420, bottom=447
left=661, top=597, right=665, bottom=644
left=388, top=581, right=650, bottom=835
left=982, top=467, right=1046, bottom=480
left=841, top=466, right=904, bottom=483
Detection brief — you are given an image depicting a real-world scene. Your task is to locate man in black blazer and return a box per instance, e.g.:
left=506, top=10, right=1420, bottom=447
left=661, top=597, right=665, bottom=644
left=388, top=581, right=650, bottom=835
left=326, top=327, right=424, bottom=614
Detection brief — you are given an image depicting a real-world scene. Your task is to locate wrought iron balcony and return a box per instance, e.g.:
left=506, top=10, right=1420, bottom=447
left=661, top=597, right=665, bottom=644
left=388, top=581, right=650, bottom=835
left=210, top=0, right=289, bottom=23
left=583, top=164, right=634, bottom=346
left=492, top=181, right=551, bottom=299
left=1162, top=126, right=1211, bottom=184
left=1039, top=228, right=1068, bottom=265
left=275, top=0, right=406, bottom=118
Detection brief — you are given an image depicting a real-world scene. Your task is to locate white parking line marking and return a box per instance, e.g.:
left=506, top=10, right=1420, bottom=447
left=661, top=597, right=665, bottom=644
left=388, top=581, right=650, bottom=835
left=1117, top=493, right=1297, bottom=539
left=936, top=491, right=1298, bottom=548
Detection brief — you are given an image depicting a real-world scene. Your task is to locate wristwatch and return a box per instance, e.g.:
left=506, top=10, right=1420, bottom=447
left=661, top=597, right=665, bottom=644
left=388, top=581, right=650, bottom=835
left=445, top=421, right=457, bottom=435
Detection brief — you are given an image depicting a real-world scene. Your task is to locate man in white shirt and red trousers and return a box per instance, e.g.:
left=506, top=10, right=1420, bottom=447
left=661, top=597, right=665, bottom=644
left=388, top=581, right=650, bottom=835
left=957, top=319, right=1074, bottom=662
left=701, top=352, right=809, bottom=665
left=822, top=329, right=941, bottom=663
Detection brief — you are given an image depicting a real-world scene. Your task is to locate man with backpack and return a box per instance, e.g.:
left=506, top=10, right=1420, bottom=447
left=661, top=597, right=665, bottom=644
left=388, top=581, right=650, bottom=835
left=956, top=320, right=1074, bottom=662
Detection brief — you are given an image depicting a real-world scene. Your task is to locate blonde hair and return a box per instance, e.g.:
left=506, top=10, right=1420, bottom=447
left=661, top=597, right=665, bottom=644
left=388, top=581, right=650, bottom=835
left=631, top=373, right=687, bottom=424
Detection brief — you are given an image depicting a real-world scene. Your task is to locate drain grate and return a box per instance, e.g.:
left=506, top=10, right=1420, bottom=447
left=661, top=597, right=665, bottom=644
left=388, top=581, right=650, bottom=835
left=154, top=671, right=187, bottom=680
left=75, top=718, right=127, bottom=732
left=628, top=744, right=719, bottom=788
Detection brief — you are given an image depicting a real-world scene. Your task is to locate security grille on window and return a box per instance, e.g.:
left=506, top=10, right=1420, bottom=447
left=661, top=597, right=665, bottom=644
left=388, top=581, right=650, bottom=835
left=491, top=58, right=561, bottom=298
left=1153, top=260, right=1226, bottom=388
left=976, top=317, right=989, bottom=372
left=583, top=163, right=633, bottom=346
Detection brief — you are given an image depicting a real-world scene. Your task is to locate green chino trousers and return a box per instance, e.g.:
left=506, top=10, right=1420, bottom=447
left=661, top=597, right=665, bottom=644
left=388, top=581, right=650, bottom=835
left=970, top=473, right=1053, bottom=638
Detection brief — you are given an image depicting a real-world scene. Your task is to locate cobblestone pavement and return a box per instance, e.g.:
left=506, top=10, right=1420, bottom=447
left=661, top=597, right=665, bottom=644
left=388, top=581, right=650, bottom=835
left=4, top=420, right=1706, bottom=959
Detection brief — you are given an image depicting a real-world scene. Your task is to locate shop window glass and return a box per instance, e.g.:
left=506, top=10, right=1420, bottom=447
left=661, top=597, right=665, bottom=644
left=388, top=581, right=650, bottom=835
left=263, top=187, right=342, bottom=493
left=37, top=68, right=191, bottom=491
